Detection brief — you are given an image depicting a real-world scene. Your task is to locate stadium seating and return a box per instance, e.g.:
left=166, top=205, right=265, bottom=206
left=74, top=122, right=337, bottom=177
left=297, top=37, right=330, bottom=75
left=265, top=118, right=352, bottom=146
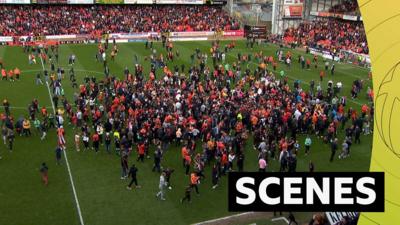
left=329, top=0, right=360, bottom=15
left=283, top=18, right=368, bottom=54
left=0, top=5, right=240, bottom=36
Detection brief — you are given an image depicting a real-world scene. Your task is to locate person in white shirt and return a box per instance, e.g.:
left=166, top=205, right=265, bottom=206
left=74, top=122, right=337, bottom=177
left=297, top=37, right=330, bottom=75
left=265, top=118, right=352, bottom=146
left=96, top=124, right=104, bottom=145
left=228, top=151, right=235, bottom=171
left=75, top=133, right=80, bottom=152
left=156, top=172, right=167, bottom=201
left=286, top=57, right=291, bottom=69
left=294, top=109, right=302, bottom=121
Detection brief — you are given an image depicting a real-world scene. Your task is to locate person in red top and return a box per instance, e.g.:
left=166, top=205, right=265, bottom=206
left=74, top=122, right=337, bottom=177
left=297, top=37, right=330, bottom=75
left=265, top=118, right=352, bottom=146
left=41, top=106, right=48, bottom=117
left=1, top=68, right=6, bottom=80
left=361, top=104, right=369, bottom=118
left=92, top=132, right=100, bottom=153
left=221, top=152, right=228, bottom=175
left=137, top=143, right=146, bottom=162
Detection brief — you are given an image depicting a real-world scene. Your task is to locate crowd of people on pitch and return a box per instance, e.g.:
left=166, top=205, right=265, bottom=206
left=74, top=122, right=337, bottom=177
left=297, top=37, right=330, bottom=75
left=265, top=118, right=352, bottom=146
left=284, top=18, right=368, bottom=54
left=0, top=39, right=373, bottom=202
left=0, top=5, right=240, bottom=37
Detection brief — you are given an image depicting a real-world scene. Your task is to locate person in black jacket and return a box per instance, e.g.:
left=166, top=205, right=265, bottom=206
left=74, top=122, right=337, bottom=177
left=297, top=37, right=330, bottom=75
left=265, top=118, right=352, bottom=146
left=152, top=146, right=162, bottom=173
left=211, top=164, right=219, bottom=189
left=164, top=168, right=174, bottom=190
left=126, top=164, right=140, bottom=190
left=180, top=185, right=192, bottom=203
left=330, top=138, right=338, bottom=162
left=237, top=152, right=245, bottom=172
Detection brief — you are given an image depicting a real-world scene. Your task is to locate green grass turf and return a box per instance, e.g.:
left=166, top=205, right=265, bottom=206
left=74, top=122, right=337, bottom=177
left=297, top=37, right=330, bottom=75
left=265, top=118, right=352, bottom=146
left=0, top=40, right=372, bottom=225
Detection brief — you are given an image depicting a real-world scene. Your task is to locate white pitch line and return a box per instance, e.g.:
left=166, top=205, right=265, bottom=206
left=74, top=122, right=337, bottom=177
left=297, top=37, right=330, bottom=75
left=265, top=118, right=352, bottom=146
left=0, top=106, right=53, bottom=109
left=192, top=212, right=255, bottom=225
left=39, top=54, right=85, bottom=225
left=271, top=216, right=289, bottom=224
left=20, top=68, right=104, bottom=75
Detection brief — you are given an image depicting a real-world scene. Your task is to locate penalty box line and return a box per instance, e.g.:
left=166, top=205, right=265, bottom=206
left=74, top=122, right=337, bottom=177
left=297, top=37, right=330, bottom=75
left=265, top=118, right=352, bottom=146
left=39, top=54, right=85, bottom=225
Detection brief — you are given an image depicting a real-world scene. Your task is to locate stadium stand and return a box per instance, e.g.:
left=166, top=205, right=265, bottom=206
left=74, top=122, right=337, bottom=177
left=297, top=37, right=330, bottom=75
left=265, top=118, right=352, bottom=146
left=328, top=0, right=360, bottom=15
left=283, top=18, right=368, bottom=54
left=0, top=5, right=240, bottom=36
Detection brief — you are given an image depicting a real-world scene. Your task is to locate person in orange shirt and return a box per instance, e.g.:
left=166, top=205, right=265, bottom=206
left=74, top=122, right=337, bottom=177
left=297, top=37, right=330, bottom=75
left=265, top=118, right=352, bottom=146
left=272, top=61, right=277, bottom=71
left=319, top=70, right=325, bottom=82
left=8, top=69, right=14, bottom=82
left=361, top=104, right=369, bottom=118
left=181, top=145, right=188, bottom=167
left=184, top=154, right=191, bottom=175
left=137, top=142, right=146, bottom=162
left=1, top=68, right=6, bottom=80
left=190, top=172, right=200, bottom=194
left=220, top=152, right=228, bottom=175
left=250, top=115, right=258, bottom=130
left=41, top=106, right=48, bottom=117
left=14, top=67, right=20, bottom=81
left=22, top=118, right=31, bottom=136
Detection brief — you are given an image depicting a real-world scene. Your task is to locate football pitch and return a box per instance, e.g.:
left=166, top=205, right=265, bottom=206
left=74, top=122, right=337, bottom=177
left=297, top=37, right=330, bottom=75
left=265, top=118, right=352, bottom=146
left=0, top=40, right=372, bottom=225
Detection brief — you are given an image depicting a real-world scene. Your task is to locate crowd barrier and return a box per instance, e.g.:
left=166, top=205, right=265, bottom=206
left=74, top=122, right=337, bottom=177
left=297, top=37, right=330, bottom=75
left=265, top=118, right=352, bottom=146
left=309, top=11, right=362, bottom=21
left=309, top=47, right=371, bottom=68
left=0, top=30, right=245, bottom=45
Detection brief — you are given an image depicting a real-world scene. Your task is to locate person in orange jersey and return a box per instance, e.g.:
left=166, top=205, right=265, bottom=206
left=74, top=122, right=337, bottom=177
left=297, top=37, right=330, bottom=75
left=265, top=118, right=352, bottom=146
left=190, top=172, right=200, bottom=194
left=8, top=69, right=14, bottom=82
left=1, top=68, right=6, bottom=80
left=13, top=67, right=20, bottom=81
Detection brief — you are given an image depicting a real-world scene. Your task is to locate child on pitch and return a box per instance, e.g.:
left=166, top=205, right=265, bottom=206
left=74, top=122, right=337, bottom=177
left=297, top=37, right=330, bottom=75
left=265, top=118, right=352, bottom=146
left=40, top=162, right=49, bottom=186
